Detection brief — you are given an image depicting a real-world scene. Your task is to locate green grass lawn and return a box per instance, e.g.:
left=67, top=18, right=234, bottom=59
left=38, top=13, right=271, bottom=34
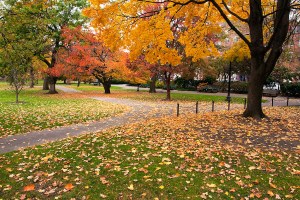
left=0, top=107, right=299, bottom=199
left=57, top=82, right=124, bottom=92
left=58, top=82, right=247, bottom=104
left=126, top=92, right=246, bottom=104
left=0, top=82, right=127, bottom=138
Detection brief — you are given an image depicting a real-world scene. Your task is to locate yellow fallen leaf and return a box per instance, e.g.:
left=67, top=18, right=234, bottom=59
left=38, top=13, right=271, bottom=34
left=267, top=190, right=274, bottom=197
left=159, top=185, right=164, bottom=189
left=207, top=183, right=216, bottom=188
left=128, top=184, right=134, bottom=191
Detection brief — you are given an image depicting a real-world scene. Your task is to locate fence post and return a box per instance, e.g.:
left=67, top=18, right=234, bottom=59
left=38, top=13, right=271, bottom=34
left=212, top=101, right=215, bottom=112
left=228, top=98, right=231, bottom=111
left=177, top=103, right=179, bottom=117
left=196, top=101, right=199, bottom=114
left=272, top=97, right=274, bottom=107
left=244, top=98, right=247, bottom=109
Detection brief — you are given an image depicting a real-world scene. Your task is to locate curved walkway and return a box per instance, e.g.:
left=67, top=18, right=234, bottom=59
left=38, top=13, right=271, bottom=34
left=0, top=85, right=299, bottom=154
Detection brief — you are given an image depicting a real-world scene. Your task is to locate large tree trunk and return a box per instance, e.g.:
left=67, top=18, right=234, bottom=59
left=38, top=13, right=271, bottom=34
left=243, top=58, right=267, bottom=119
left=149, top=76, right=157, bottom=93
left=43, top=76, right=49, bottom=90
left=29, top=67, right=35, bottom=88
left=103, top=80, right=111, bottom=94
left=48, top=76, right=58, bottom=94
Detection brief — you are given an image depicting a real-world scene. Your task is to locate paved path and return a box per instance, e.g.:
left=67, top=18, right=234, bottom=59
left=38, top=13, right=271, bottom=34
left=113, top=84, right=300, bottom=107
left=0, top=85, right=299, bottom=154
left=56, top=85, right=82, bottom=93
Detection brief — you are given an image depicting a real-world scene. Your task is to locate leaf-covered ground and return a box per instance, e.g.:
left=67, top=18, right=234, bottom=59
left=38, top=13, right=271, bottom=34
left=0, top=107, right=299, bottom=199
left=0, top=86, right=127, bottom=138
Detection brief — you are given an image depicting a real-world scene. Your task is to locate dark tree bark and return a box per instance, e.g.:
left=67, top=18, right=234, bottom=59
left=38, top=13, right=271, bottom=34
left=48, top=76, right=58, bottom=94
left=29, top=67, right=35, bottom=88
left=103, top=79, right=111, bottom=94
left=241, top=0, right=290, bottom=118
left=149, top=75, right=157, bottom=93
left=43, top=76, right=49, bottom=90
left=77, top=79, right=81, bottom=87
left=164, top=71, right=171, bottom=101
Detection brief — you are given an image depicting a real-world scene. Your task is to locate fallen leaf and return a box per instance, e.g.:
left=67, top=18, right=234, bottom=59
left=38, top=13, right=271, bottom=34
left=64, top=183, right=74, bottom=191
left=23, top=184, right=35, bottom=192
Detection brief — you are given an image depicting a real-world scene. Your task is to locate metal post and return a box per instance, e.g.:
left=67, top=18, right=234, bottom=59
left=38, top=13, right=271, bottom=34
left=226, top=61, right=232, bottom=104
left=212, top=101, right=215, bottom=112
left=244, top=98, right=247, bottom=109
left=177, top=103, right=179, bottom=117
left=272, top=97, right=274, bottom=107
left=196, top=101, right=199, bottom=114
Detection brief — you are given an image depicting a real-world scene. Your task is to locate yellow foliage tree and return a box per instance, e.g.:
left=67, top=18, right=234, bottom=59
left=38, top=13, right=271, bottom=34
left=84, top=0, right=300, bottom=118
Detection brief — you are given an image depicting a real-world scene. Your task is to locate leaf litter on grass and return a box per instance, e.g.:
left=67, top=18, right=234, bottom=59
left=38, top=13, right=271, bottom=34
left=0, top=107, right=299, bottom=199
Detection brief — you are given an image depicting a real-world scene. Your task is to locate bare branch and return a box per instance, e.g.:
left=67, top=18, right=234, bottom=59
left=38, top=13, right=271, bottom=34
left=210, top=0, right=251, bottom=47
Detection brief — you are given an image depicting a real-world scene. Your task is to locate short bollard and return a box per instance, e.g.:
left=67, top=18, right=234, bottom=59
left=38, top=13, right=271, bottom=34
left=212, top=101, right=215, bottom=112
left=196, top=101, right=199, bottom=114
left=244, top=98, right=247, bottom=109
left=227, top=99, right=231, bottom=111
left=177, top=103, right=179, bottom=117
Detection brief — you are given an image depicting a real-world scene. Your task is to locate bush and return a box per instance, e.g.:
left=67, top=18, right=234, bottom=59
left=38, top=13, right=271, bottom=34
left=230, top=82, right=248, bottom=94
left=281, top=83, right=300, bottom=97
left=174, top=77, right=200, bottom=90
left=214, top=81, right=248, bottom=94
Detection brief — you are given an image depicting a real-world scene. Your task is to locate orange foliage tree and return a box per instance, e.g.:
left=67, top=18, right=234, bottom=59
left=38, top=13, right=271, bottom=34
left=53, top=27, right=131, bottom=94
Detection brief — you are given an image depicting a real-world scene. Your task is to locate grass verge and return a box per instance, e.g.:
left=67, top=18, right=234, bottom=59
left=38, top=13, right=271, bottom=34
left=0, top=83, right=127, bottom=138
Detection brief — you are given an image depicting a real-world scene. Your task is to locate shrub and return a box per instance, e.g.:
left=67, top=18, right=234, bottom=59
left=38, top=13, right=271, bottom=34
left=281, top=83, right=300, bottom=97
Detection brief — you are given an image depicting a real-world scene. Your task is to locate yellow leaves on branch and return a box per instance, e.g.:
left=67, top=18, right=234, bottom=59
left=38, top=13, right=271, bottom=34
left=223, top=39, right=250, bottom=62
left=83, top=0, right=223, bottom=66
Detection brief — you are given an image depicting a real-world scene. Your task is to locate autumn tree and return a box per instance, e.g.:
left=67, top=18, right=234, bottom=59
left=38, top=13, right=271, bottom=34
left=85, top=0, right=300, bottom=119
left=28, top=0, right=88, bottom=94
left=54, top=27, right=131, bottom=94
left=0, top=0, right=45, bottom=102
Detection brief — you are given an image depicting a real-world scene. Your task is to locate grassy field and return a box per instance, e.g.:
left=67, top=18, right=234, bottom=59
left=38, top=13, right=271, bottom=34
left=0, top=107, right=299, bottom=199
left=58, top=82, right=124, bottom=92
left=0, top=82, right=127, bottom=138
left=123, top=92, right=246, bottom=104
left=60, top=82, right=247, bottom=104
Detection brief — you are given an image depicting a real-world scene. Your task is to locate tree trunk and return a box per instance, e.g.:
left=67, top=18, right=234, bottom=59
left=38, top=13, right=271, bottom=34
left=149, top=76, right=157, bottom=93
left=63, top=78, right=67, bottom=84
left=43, top=76, right=49, bottom=90
left=165, top=72, right=171, bottom=101
left=15, top=89, right=19, bottom=104
left=103, top=80, right=111, bottom=94
left=243, top=61, right=266, bottom=119
left=29, top=67, right=34, bottom=88
left=77, top=79, right=80, bottom=87
left=48, top=76, right=58, bottom=94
